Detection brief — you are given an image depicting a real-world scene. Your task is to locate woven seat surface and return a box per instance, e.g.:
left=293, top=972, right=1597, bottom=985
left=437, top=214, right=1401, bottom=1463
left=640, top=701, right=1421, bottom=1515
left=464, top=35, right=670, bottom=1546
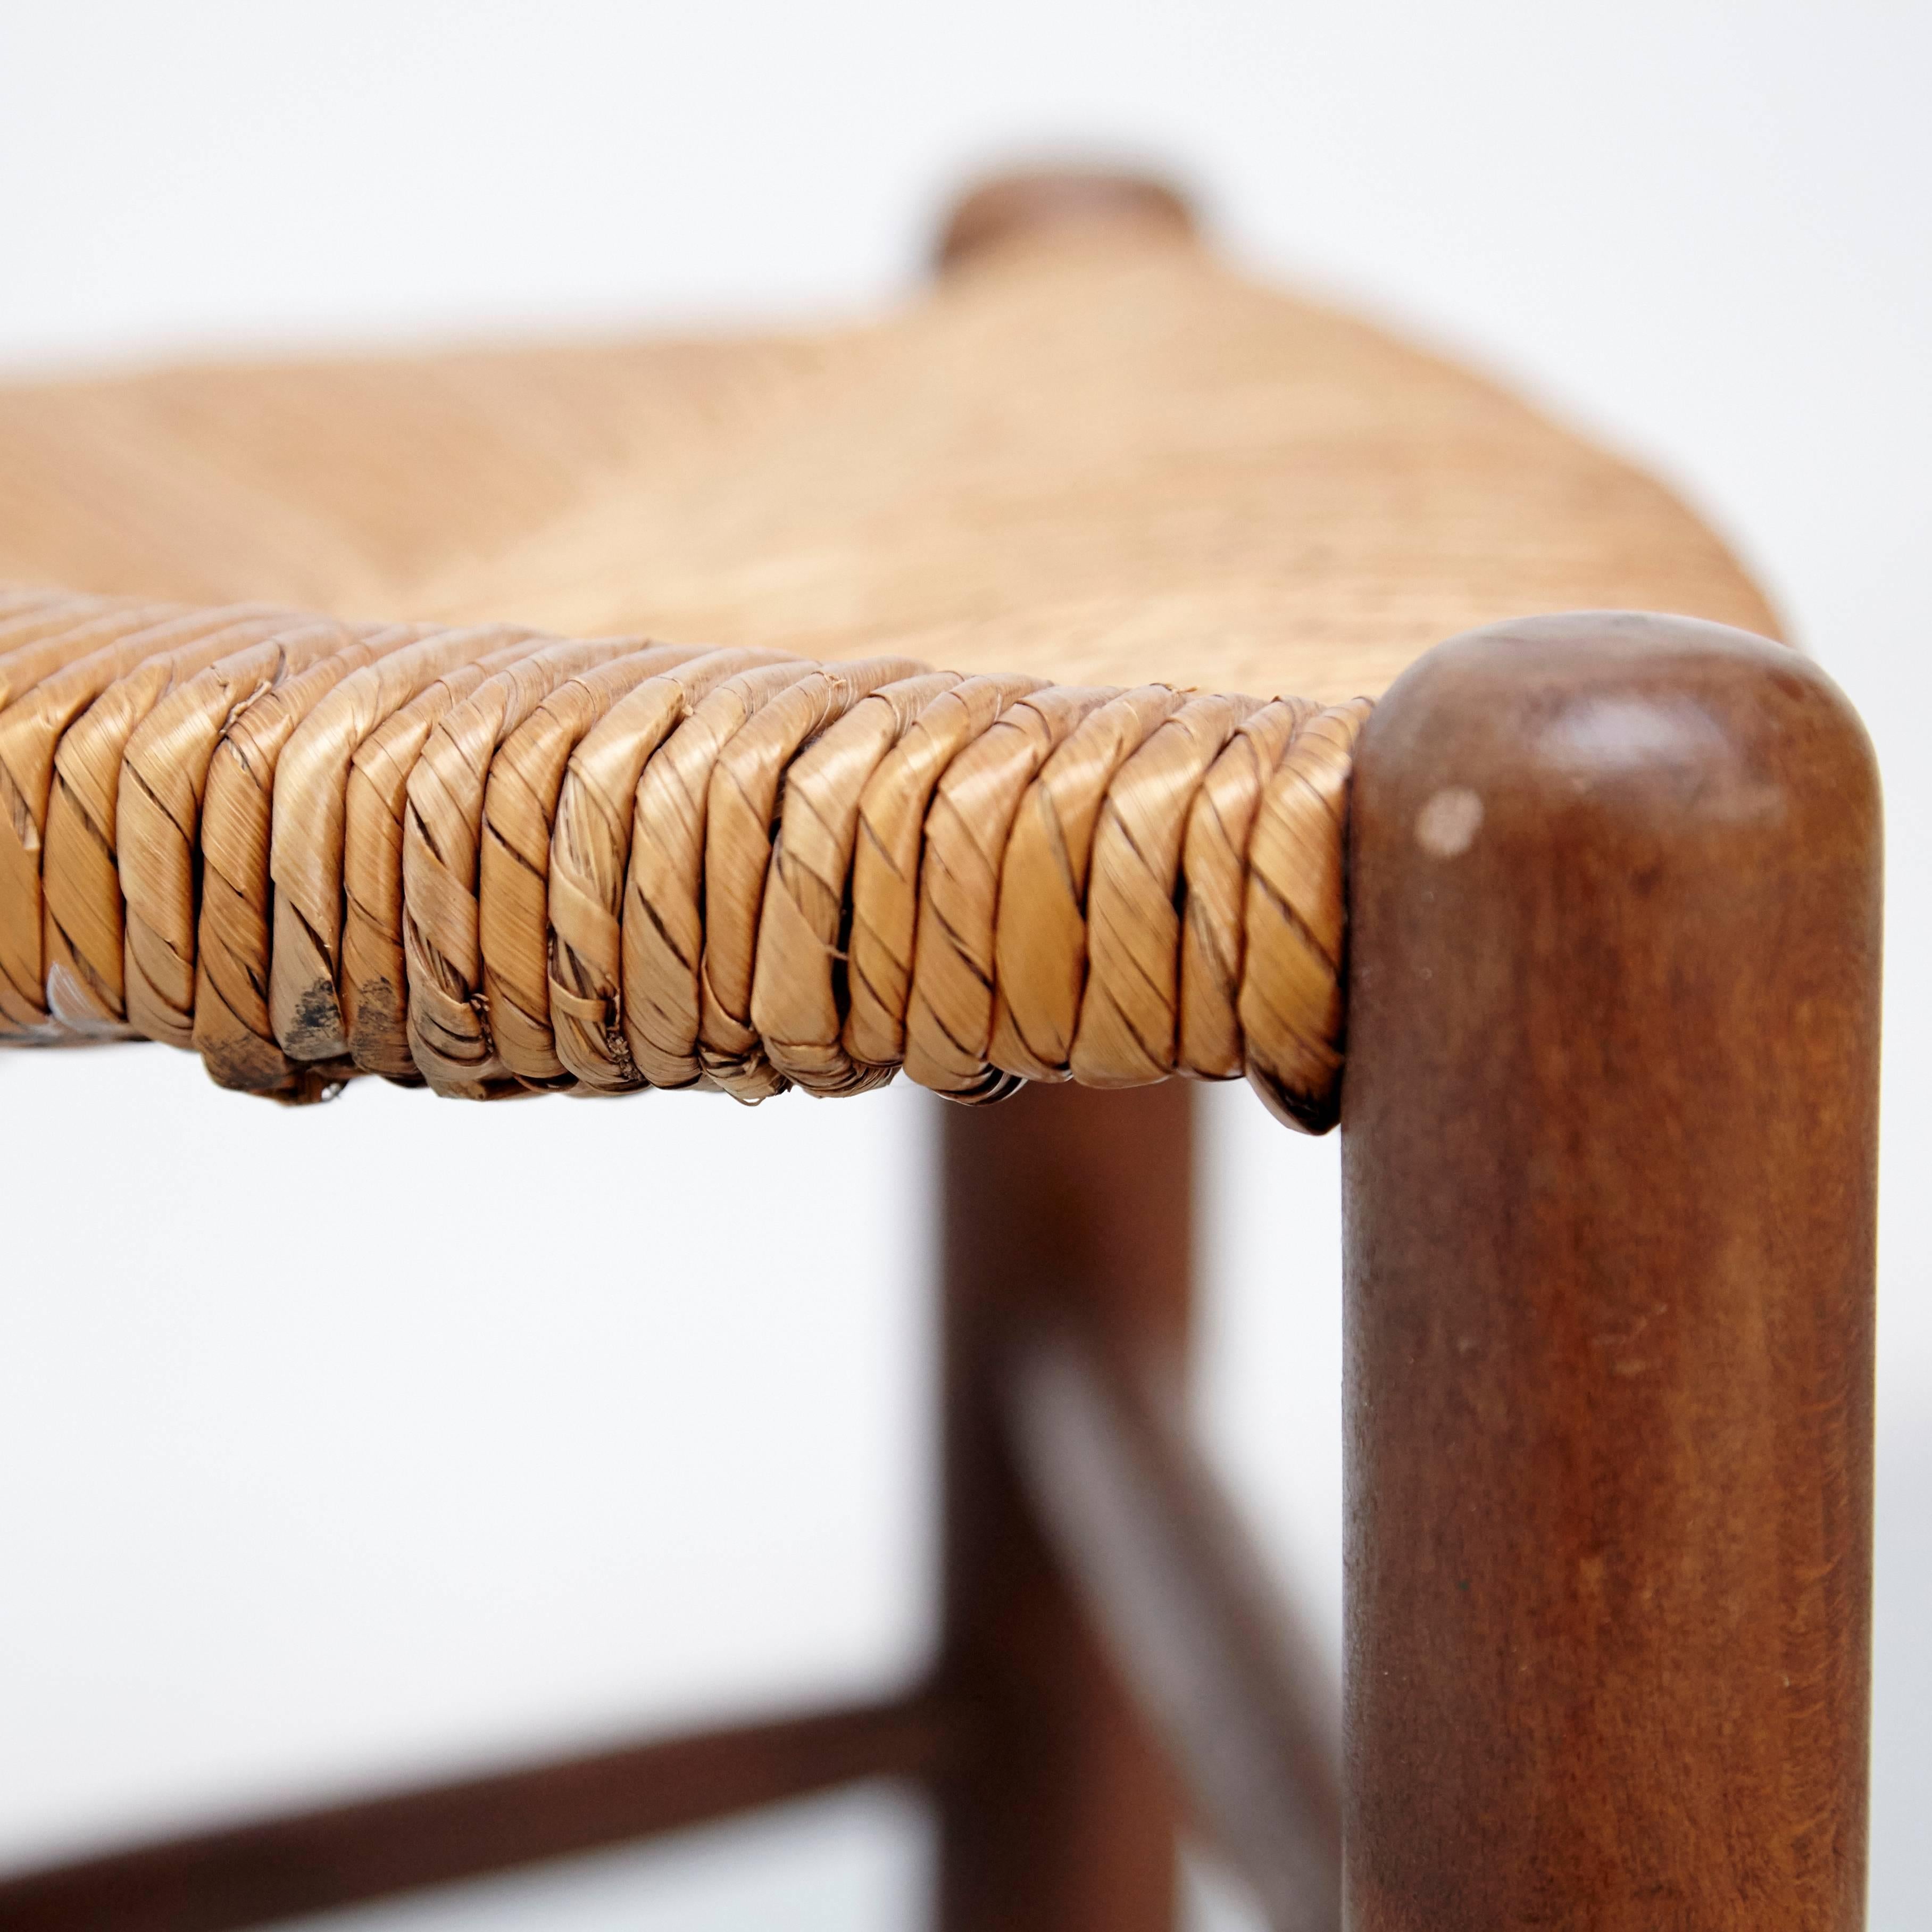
left=0, top=181, right=1776, bottom=1122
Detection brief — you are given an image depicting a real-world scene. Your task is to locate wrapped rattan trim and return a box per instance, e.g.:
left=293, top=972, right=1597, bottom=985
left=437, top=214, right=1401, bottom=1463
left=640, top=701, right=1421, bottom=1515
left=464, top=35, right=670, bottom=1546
left=904, top=684, right=1116, bottom=1100
left=1175, top=698, right=1312, bottom=1080
left=987, top=684, right=1187, bottom=1084
left=1237, top=698, right=1373, bottom=1130
left=0, top=604, right=234, bottom=1037
left=1071, top=690, right=1259, bottom=1088
left=619, top=656, right=841, bottom=1092
left=337, top=630, right=553, bottom=1079
left=0, top=583, right=1371, bottom=1131
left=191, top=624, right=421, bottom=1097
left=0, top=596, right=140, bottom=713
left=121, top=619, right=364, bottom=1050
left=695, top=655, right=930, bottom=1101
left=44, top=613, right=305, bottom=1034
left=401, top=637, right=680, bottom=1098
left=475, top=646, right=702, bottom=1090
left=269, top=624, right=530, bottom=1064
left=842, top=673, right=1044, bottom=1073
left=749, top=670, right=962, bottom=1096
left=548, top=648, right=797, bottom=1093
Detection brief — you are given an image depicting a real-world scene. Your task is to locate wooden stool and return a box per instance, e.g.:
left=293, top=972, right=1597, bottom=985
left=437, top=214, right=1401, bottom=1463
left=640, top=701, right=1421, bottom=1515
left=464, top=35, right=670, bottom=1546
left=0, top=171, right=1878, bottom=1931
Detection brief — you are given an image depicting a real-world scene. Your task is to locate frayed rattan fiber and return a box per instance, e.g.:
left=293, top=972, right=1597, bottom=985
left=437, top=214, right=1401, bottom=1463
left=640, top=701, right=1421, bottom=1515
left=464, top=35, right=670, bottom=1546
left=0, top=589, right=1364, bottom=1129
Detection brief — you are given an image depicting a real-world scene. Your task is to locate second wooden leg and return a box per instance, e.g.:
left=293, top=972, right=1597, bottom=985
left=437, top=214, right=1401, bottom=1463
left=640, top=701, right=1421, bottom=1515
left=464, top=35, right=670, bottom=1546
left=937, top=1078, right=1192, bottom=1932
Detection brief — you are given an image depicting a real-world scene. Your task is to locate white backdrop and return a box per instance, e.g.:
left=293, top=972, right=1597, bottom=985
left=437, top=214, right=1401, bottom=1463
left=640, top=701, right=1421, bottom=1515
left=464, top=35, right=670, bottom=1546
left=0, top=4, right=1925, bottom=1926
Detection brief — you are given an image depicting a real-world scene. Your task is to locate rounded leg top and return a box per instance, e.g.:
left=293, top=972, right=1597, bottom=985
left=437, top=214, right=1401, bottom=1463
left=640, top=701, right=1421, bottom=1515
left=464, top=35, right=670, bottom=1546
left=933, top=168, right=1196, bottom=273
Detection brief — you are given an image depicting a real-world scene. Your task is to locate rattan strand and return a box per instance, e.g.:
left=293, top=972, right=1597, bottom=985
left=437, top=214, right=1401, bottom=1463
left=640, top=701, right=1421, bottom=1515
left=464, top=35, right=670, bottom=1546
left=272, top=624, right=547, bottom=1068
left=191, top=624, right=423, bottom=1099
left=122, top=617, right=364, bottom=1050
left=0, top=587, right=1371, bottom=1129
left=48, top=611, right=332, bottom=1039
left=549, top=648, right=800, bottom=1094
left=337, top=629, right=555, bottom=1079
left=476, top=645, right=706, bottom=1090
left=401, top=636, right=661, bottom=1097
left=0, top=603, right=229, bottom=1038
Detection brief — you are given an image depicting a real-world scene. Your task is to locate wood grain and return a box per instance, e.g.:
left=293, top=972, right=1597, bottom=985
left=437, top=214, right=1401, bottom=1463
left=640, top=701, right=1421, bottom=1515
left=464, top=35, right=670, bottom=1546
left=1342, top=613, right=1880, bottom=1930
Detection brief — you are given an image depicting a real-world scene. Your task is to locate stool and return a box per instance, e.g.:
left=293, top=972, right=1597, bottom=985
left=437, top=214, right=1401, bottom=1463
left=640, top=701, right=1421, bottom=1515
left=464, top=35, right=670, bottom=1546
left=0, top=171, right=1879, bottom=1931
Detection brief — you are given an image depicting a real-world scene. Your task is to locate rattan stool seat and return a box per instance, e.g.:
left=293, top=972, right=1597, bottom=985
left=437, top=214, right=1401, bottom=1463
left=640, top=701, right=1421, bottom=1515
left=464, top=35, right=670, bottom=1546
left=0, top=176, right=1776, bottom=1121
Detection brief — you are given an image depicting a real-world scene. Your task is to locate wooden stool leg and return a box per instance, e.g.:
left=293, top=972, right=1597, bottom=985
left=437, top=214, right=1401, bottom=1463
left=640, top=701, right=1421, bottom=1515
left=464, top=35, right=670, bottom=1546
left=1342, top=614, right=1881, bottom=1929
left=937, top=1079, right=1192, bottom=1932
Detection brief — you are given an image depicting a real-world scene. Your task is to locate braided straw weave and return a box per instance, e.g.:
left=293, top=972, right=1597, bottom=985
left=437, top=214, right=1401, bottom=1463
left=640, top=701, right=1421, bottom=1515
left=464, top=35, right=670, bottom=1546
left=0, top=189, right=1780, bottom=1131
left=0, top=587, right=1365, bottom=1130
